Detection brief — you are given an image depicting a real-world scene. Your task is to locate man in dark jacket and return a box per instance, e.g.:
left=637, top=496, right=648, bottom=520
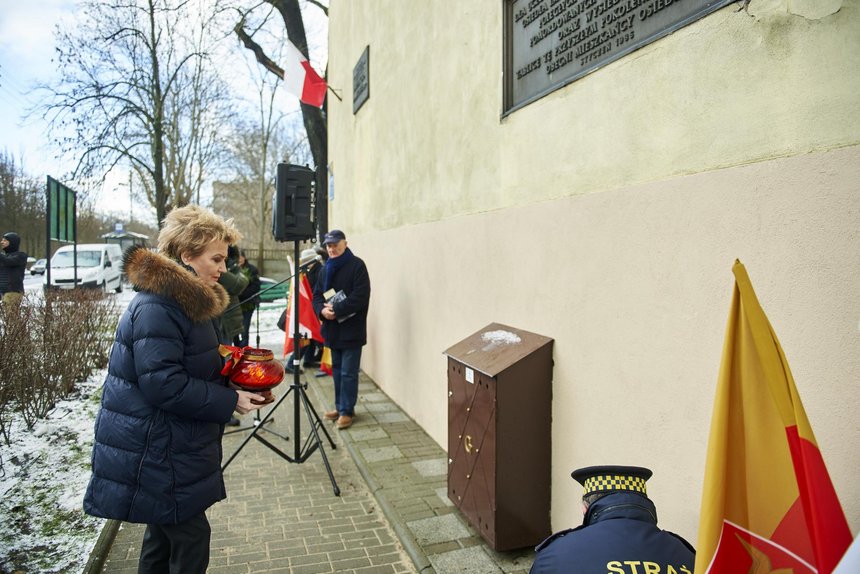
left=530, top=465, right=695, bottom=574
left=216, top=245, right=249, bottom=346
left=0, top=232, right=28, bottom=305
left=237, top=249, right=260, bottom=347
left=294, top=245, right=328, bottom=369
left=312, top=229, right=371, bottom=430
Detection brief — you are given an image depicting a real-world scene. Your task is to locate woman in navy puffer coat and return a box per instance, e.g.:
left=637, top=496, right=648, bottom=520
left=84, top=205, right=263, bottom=573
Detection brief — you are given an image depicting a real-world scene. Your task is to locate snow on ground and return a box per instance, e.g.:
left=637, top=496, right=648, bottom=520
left=0, top=277, right=288, bottom=572
left=0, top=378, right=106, bottom=573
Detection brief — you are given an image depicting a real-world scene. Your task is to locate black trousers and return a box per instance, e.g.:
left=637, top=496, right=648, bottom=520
left=138, top=512, right=211, bottom=574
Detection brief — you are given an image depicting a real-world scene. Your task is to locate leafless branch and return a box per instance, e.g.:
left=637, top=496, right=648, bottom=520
left=234, top=18, right=284, bottom=80
left=305, top=0, right=328, bottom=16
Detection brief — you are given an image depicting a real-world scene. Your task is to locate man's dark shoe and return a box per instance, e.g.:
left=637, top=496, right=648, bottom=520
left=227, top=416, right=241, bottom=426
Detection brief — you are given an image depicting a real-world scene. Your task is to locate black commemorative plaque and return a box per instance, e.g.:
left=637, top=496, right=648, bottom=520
left=504, top=0, right=732, bottom=113
left=353, top=45, right=370, bottom=114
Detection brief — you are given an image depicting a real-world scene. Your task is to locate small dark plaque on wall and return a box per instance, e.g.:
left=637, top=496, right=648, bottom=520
left=353, top=45, right=370, bottom=114
left=503, top=0, right=732, bottom=114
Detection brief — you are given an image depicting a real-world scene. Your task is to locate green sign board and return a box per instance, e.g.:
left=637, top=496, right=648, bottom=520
left=47, top=176, right=76, bottom=242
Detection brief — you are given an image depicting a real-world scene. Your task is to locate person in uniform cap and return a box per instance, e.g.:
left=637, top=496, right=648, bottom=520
left=530, top=465, right=695, bottom=574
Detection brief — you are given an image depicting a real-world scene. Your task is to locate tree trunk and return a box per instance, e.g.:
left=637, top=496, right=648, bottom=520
left=270, top=0, right=328, bottom=239
left=147, top=0, right=168, bottom=226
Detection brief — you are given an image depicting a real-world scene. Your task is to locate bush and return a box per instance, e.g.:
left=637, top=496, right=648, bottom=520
left=0, top=290, right=118, bottom=444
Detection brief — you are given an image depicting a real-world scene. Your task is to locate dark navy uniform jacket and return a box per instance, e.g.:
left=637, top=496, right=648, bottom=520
left=530, top=492, right=695, bottom=574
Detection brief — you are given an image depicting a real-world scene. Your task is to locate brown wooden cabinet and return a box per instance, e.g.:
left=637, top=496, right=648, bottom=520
left=444, top=323, right=553, bottom=551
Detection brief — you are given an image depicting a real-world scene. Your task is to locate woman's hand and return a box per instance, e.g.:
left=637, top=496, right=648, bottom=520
left=234, top=390, right=265, bottom=414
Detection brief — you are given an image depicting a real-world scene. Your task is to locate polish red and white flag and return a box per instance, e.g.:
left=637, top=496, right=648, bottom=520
left=281, top=39, right=327, bottom=108
left=283, top=272, right=323, bottom=356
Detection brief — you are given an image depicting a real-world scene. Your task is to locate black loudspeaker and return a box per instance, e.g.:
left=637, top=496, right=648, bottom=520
left=272, top=163, right=315, bottom=242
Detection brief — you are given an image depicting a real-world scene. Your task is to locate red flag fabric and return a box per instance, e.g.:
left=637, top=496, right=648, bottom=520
left=283, top=272, right=322, bottom=356
left=281, top=38, right=326, bottom=107
left=695, top=261, right=851, bottom=574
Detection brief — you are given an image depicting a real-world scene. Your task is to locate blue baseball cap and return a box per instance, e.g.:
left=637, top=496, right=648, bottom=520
left=323, top=229, right=346, bottom=244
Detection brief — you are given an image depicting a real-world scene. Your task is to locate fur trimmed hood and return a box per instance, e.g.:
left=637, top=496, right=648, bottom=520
left=123, top=245, right=229, bottom=322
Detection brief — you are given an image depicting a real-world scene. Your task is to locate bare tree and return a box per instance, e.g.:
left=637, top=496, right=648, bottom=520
left=231, top=24, right=310, bottom=272
left=0, top=151, right=155, bottom=261
left=0, top=151, right=44, bottom=256
left=39, top=0, right=236, bottom=226
left=162, top=7, right=237, bottom=206
left=214, top=118, right=311, bottom=274
left=234, top=0, right=329, bottom=238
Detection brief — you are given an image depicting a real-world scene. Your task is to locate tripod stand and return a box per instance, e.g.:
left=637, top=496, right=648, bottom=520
left=224, top=255, right=321, bottom=436
left=222, top=240, right=340, bottom=496
left=223, top=400, right=277, bottom=436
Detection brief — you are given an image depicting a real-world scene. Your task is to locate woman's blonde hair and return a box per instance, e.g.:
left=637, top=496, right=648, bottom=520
left=157, top=205, right=243, bottom=260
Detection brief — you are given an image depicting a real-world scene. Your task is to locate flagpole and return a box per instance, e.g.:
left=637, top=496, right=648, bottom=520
left=326, top=85, right=343, bottom=102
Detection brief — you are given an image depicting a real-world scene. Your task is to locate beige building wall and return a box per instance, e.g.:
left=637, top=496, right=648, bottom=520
left=326, top=0, right=860, bottom=542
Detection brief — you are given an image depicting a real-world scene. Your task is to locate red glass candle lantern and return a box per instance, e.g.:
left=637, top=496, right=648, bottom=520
left=219, top=346, right=285, bottom=404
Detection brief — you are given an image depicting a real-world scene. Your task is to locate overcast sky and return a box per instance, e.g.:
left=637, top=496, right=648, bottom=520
left=0, top=0, right=78, bottom=178
left=0, top=0, right=328, bottom=224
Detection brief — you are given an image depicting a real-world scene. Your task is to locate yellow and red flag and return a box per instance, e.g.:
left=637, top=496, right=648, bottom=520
left=283, top=272, right=323, bottom=356
left=695, top=261, right=851, bottom=574
left=319, top=346, right=332, bottom=376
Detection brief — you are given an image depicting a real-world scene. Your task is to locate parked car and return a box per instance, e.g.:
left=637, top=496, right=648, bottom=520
left=44, top=243, right=123, bottom=292
left=30, top=258, right=47, bottom=275
left=258, top=277, right=289, bottom=302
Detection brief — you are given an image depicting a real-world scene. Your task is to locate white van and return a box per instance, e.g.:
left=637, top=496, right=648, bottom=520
left=44, top=243, right=124, bottom=292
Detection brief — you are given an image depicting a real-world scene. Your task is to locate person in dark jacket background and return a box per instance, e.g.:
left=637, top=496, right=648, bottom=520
left=530, top=465, right=695, bottom=574
left=303, top=244, right=329, bottom=369
left=283, top=245, right=329, bottom=373
left=312, top=229, right=371, bottom=430
left=216, top=244, right=249, bottom=346
left=0, top=232, right=28, bottom=305
left=237, top=249, right=260, bottom=347
left=83, top=205, right=263, bottom=574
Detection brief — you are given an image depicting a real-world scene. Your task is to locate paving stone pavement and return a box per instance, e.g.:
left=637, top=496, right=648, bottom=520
left=96, top=369, right=534, bottom=574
